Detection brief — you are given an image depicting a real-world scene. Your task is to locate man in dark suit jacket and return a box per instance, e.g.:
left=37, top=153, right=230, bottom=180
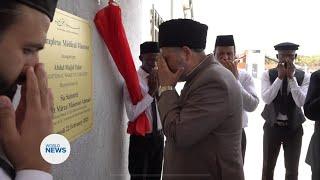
left=156, top=19, right=244, bottom=180
left=304, top=69, right=320, bottom=180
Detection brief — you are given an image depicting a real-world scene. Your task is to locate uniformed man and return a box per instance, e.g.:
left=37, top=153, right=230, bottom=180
left=261, top=42, right=310, bottom=180
left=0, top=0, right=57, bottom=179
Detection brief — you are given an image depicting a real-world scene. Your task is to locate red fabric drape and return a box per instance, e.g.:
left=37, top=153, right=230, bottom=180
left=94, top=2, right=151, bottom=136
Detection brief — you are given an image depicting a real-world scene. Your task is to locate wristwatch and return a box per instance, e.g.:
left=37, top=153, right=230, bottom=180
left=158, top=85, right=174, bottom=97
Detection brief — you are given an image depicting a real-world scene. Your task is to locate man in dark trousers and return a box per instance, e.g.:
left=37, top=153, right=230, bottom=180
left=123, top=42, right=164, bottom=180
left=304, top=69, right=320, bottom=180
left=261, top=42, right=310, bottom=180
left=0, top=0, right=57, bottom=179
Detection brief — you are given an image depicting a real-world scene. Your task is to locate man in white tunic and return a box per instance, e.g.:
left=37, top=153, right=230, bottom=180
left=213, top=35, right=259, bottom=162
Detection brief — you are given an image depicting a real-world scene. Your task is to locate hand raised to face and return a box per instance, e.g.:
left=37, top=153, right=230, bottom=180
left=156, top=56, right=184, bottom=87
left=0, top=63, right=53, bottom=173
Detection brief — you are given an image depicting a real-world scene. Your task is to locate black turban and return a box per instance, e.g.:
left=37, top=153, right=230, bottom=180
left=140, top=41, right=159, bottom=55
left=159, top=19, right=208, bottom=49
left=215, top=35, right=235, bottom=47
left=17, top=0, right=58, bottom=21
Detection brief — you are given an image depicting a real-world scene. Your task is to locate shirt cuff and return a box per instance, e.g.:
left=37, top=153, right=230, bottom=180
left=145, top=93, right=154, bottom=103
left=288, top=77, right=299, bottom=91
left=271, top=77, right=283, bottom=91
left=15, top=170, right=52, bottom=180
left=274, top=77, right=283, bottom=84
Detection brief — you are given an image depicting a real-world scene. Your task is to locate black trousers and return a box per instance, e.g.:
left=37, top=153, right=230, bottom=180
left=262, top=123, right=303, bottom=180
left=128, top=132, right=164, bottom=180
left=312, top=167, right=320, bottom=180
left=241, top=128, right=246, bottom=163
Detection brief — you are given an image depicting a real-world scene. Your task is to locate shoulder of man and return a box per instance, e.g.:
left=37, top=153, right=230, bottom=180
left=311, top=69, right=320, bottom=79
left=193, top=62, right=239, bottom=93
left=199, top=62, right=231, bottom=82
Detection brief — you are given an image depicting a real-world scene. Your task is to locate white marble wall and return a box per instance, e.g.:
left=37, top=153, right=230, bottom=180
left=52, top=0, right=144, bottom=179
left=51, top=1, right=186, bottom=179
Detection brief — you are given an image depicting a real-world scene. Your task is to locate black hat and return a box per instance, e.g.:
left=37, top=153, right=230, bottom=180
left=215, top=35, right=235, bottom=47
left=16, top=0, right=58, bottom=21
left=274, top=42, right=299, bottom=51
left=140, top=41, right=159, bottom=55
left=159, top=19, right=208, bottom=49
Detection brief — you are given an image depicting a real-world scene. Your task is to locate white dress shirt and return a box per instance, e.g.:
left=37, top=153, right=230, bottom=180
left=237, top=70, right=259, bottom=128
left=0, top=170, right=53, bottom=180
left=123, top=67, right=162, bottom=132
left=0, top=148, right=52, bottom=180
left=261, top=70, right=310, bottom=120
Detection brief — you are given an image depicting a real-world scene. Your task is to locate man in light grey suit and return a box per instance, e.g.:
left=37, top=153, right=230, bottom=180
left=156, top=19, right=244, bottom=180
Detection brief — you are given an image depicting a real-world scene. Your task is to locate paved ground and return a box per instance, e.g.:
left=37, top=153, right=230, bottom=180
left=175, top=76, right=314, bottom=180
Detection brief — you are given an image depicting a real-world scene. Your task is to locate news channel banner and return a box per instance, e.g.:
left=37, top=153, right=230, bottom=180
left=40, top=134, right=71, bottom=164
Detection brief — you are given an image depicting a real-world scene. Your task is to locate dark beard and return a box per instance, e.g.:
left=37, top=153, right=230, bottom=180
left=0, top=79, right=18, bottom=101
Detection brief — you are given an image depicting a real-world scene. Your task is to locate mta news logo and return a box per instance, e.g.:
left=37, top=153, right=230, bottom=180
left=45, top=144, right=67, bottom=154
left=41, top=134, right=71, bottom=164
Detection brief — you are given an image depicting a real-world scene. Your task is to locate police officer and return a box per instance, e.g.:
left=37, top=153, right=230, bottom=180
left=261, top=42, right=310, bottom=180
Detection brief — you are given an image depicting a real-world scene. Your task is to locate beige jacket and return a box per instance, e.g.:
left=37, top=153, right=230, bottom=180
left=158, top=55, right=244, bottom=180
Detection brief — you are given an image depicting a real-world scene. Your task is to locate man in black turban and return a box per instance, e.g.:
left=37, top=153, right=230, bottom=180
left=123, top=41, right=164, bottom=180
left=156, top=19, right=244, bottom=180
left=0, top=0, right=57, bottom=179
left=261, top=42, right=310, bottom=180
left=214, top=35, right=259, bottom=164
